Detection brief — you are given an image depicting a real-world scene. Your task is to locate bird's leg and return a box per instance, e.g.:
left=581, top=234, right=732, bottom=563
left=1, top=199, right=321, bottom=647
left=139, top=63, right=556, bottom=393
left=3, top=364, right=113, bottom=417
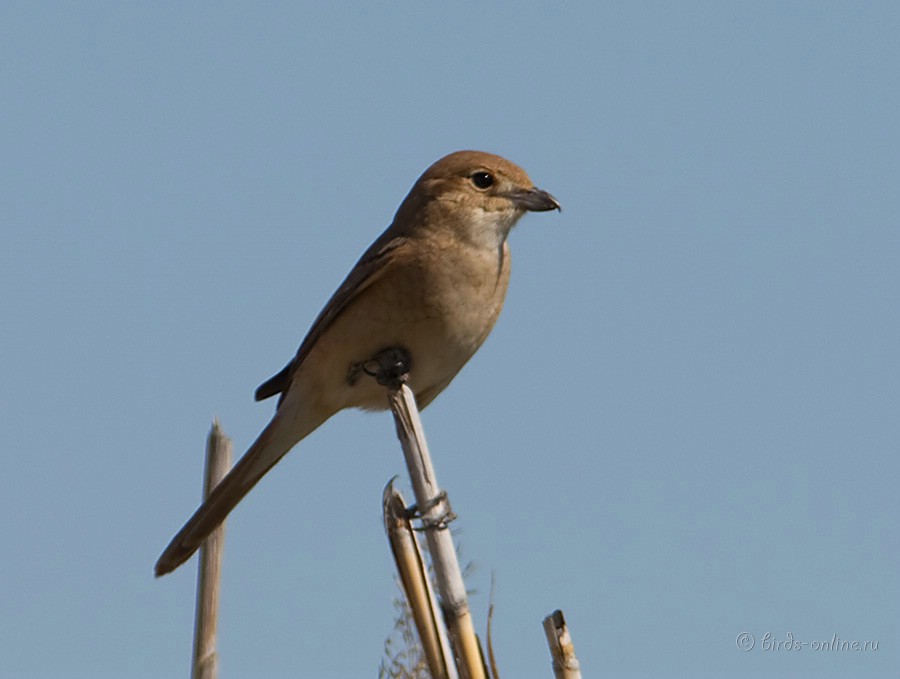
left=360, top=346, right=411, bottom=388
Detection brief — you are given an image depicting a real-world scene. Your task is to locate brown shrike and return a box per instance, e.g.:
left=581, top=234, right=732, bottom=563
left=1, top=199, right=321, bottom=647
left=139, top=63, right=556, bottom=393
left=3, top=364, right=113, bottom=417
left=155, top=150, right=559, bottom=576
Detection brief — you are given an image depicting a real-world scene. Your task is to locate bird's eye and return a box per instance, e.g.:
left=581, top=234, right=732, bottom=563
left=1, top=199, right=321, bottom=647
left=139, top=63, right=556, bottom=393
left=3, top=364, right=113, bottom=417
left=471, top=171, right=494, bottom=189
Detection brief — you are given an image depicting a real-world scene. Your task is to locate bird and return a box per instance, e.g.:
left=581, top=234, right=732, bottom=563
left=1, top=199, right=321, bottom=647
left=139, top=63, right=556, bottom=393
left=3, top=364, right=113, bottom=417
left=155, top=150, right=559, bottom=576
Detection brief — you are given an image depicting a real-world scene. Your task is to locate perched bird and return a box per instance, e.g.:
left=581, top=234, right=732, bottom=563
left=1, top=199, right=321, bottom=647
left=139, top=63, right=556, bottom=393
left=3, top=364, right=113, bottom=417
left=155, top=150, right=559, bottom=576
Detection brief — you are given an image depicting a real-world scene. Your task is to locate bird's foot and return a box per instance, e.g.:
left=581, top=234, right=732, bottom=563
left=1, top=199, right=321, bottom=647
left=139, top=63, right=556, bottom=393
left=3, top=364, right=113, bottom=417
left=358, top=347, right=411, bottom=389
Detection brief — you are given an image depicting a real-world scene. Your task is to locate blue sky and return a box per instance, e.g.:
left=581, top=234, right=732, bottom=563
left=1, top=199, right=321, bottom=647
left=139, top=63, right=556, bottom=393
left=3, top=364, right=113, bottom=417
left=1, top=3, right=897, bottom=677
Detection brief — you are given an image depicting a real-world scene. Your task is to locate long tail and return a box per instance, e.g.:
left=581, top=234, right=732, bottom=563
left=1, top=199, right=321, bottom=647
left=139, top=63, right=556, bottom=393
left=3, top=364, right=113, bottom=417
left=155, top=410, right=309, bottom=577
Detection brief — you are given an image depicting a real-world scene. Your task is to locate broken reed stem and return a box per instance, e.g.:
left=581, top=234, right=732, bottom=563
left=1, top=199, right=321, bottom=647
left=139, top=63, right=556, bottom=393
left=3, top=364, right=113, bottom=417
left=191, top=420, right=233, bottom=679
left=542, top=610, right=582, bottom=679
left=387, top=384, right=486, bottom=679
left=383, top=484, right=457, bottom=679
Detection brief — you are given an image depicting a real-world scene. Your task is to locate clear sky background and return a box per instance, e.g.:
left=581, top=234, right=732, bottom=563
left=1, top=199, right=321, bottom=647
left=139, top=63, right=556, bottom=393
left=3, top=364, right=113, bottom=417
left=2, top=3, right=897, bottom=678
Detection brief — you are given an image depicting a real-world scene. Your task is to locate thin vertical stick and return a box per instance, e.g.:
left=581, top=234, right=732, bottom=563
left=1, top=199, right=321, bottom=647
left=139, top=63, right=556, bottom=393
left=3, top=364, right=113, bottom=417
left=388, top=384, right=486, bottom=679
left=542, top=610, right=582, bottom=679
left=486, top=576, right=499, bottom=679
left=192, top=420, right=233, bottom=679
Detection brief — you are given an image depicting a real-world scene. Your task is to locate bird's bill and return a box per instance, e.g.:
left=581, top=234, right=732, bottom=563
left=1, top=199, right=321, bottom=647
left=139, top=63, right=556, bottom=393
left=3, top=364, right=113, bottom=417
left=507, top=186, right=561, bottom=212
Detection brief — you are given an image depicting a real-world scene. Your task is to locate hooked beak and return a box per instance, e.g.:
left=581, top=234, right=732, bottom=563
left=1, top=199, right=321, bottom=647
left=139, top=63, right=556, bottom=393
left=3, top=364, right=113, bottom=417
left=508, top=186, right=561, bottom=212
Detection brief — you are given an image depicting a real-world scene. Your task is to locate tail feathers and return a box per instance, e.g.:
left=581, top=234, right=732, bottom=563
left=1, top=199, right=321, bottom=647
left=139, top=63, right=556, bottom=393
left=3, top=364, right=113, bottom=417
left=154, top=423, right=295, bottom=577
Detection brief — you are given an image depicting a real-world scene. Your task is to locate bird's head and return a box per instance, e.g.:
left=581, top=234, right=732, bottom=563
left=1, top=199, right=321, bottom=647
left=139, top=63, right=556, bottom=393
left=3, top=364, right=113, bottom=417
left=394, top=150, right=560, bottom=248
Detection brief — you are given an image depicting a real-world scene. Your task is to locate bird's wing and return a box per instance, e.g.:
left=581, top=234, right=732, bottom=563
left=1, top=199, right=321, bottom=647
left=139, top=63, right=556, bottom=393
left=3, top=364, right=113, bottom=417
left=255, top=229, right=411, bottom=404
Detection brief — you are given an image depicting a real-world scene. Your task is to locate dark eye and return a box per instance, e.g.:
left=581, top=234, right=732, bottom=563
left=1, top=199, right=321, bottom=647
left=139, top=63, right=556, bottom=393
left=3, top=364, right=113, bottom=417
left=471, top=171, right=494, bottom=189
